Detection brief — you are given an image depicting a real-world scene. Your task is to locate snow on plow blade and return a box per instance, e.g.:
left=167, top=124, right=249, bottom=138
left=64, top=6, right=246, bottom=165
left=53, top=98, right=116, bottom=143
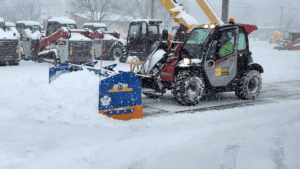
left=99, top=72, right=143, bottom=120
left=49, top=61, right=117, bottom=83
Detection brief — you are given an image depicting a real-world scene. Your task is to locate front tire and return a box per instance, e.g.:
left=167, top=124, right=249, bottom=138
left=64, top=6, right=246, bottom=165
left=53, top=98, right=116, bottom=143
left=235, top=70, right=262, bottom=100
left=173, top=71, right=205, bottom=106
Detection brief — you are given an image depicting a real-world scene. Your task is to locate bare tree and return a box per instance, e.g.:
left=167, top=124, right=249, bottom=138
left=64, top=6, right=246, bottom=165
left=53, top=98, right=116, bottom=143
left=71, top=0, right=117, bottom=22
left=14, top=0, right=41, bottom=21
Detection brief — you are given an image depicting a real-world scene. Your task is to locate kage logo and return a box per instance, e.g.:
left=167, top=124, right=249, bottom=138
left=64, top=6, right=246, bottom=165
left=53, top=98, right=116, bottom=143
left=109, top=83, right=133, bottom=93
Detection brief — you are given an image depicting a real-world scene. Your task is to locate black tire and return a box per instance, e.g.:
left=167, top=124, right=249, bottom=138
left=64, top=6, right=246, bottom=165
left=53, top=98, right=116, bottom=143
left=235, top=70, right=262, bottom=100
left=173, top=71, right=205, bottom=106
left=110, top=42, right=126, bottom=61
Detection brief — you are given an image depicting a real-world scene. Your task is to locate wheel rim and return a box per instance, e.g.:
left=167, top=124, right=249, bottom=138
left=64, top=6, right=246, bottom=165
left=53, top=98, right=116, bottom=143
left=113, top=48, right=122, bottom=59
left=186, top=77, right=203, bottom=99
left=248, top=77, right=259, bottom=94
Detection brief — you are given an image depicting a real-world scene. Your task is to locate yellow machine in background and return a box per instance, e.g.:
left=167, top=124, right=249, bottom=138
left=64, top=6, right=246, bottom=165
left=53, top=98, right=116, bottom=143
left=273, top=31, right=282, bottom=43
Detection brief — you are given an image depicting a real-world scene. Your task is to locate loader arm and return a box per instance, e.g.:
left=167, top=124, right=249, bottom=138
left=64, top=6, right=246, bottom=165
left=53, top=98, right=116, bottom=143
left=37, top=28, right=70, bottom=53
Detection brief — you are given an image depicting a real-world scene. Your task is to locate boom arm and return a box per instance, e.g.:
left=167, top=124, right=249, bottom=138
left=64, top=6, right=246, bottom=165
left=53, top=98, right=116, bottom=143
left=160, top=0, right=224, bottom=33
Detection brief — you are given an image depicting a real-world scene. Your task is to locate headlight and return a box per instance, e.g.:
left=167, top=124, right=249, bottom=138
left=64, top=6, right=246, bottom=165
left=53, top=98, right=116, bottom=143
left=183, top=58, right=190, bottom=65
left=179, top=58, right=190, bottom=67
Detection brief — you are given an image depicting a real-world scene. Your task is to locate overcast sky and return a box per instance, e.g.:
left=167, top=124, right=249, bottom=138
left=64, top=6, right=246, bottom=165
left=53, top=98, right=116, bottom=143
left=185, top=0, right=300, bottom=27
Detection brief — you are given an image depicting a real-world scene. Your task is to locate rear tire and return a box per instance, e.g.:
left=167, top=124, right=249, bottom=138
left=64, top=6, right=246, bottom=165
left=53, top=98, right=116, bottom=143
left=173, top=71, right=205, bottom=106
left=110, top=42, right=126, bottom=61
left=235, top=70, right=262, bottom=100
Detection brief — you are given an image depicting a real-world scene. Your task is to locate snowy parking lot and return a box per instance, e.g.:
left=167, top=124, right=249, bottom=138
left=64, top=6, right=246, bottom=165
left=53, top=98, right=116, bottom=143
left=1, top=40, right=300, bottom=168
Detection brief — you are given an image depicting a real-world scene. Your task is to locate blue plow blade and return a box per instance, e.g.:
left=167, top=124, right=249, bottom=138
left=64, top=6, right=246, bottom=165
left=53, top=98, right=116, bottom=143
left=49, top=61, right=117, bottom=84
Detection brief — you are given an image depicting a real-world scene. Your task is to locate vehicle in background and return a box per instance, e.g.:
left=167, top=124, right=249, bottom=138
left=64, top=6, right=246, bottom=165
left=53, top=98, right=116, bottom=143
left=274, top=31, right=300, bottom=50
left=82, top=22, right=124, bottom=61
left=36, top=17, right=94, bottom=65
left=0, top=17, right=20, bottom=66
left=46, top=17, right=77, bottom=36
left=17, top=21, right=43, bottom=61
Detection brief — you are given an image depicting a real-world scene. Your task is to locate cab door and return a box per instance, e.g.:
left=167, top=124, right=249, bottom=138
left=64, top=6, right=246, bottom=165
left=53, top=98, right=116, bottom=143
left=204, top=27, right=238, bottom=87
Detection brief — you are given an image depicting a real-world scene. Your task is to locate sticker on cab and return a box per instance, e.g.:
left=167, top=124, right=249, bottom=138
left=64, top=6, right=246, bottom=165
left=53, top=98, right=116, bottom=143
left=215, top=68, right=229, bottom=76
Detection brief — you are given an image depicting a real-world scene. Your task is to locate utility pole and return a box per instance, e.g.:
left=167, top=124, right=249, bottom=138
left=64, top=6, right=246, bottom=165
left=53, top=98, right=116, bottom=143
left=221, top=0, right=229, bottom=23
left=151, top=0, right=155, bottom=19
left=280, top=6, right=283, bottom=27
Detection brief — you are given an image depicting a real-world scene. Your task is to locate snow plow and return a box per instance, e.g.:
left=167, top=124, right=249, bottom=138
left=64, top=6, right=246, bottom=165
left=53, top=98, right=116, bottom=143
left=49, top=61, right=143, bottom=120
left=0, top=17, right=20, bottom=66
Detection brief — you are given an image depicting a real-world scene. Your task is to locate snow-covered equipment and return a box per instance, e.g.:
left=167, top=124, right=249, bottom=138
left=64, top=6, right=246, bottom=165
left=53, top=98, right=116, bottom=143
left=134, top=19, right=264, bottom=106
left=17, top=21, right=42, bottom=61
left=99, top=72, right=143, bottom=120
left=0, top=17, right=20, bottom=66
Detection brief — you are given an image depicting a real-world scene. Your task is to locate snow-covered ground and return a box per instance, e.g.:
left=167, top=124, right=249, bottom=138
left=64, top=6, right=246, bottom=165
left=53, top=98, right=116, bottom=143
left=0, top=40, right=300, bottom=168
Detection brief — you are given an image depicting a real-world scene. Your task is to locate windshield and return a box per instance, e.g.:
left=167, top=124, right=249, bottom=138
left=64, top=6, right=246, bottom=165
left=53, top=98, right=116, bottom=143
left=61, top=24, right=77, bottom=29
left=183, top=28, right=214, bottom=59
left=30, top=25, right=41, bottom=33
left=129, top=24, right=141, bottom=37
left=186, top=29, right=212, bottom=44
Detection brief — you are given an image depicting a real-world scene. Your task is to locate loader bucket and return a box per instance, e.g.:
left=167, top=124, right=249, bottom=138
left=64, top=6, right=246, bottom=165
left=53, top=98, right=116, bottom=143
left=99, top=72, right=143, bottom=120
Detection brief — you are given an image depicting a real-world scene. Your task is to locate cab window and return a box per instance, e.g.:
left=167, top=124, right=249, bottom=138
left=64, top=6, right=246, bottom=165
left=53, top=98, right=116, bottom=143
left=238, top=33, right=246, bottom=51
left=129, top=24, right=141, bottom=37
left=218, top=29, right=236, bottom=58
left=0, top=22, right=4, bottom=29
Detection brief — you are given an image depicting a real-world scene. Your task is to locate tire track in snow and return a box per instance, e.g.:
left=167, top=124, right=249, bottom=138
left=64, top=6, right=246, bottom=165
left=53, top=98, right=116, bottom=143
left=270, top=117, right=300, bottom=169
left=220, top=144, right=241, bottom=169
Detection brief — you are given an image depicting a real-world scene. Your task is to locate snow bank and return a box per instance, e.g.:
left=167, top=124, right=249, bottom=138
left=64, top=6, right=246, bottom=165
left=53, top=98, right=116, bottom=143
left=0, top=17, right=4, bottom=22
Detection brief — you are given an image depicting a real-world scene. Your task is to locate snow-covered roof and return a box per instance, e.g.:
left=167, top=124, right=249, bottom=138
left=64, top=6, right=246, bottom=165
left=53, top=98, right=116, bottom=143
left=0, top=17, right=4, bottom=22
left=5, top=22, right=15, bottom=27
left=83, top=23, right=107, bottom=27
left=16, top=21, right=41, bottom=26
left=0, top=28, right=18, bottom=39
left=69, top=33, right=92, bottom=41
left=131, top=19, right=162, bottom=24
left=48, top=18, right=76, bottom=24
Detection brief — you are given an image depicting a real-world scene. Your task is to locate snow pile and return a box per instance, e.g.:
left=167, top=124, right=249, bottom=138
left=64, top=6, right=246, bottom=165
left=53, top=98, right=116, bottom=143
left=0, top=17, right=4, bottom=22
left=5, top=22, right=15, bottom=27
left=0, top=64, right=115, bottom=126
